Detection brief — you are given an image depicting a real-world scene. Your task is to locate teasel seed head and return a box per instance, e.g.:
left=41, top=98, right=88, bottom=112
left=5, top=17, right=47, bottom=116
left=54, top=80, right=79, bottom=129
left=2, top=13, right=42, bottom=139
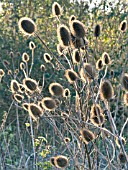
left=80, top=128, right=95, bottom=145
left=115, top=137, right=126, bottom=148
left=100, top=80, right=114, bottom=101
left=7, top=70, right=12, bottom=75
left=102, top=52, right=111, bottom=65
left=90, top=104, right=102, bottom=116
left=44, top=53, right=52, bottom=63
left=28, top=103, right=43, bottom=121
left=23, top=78, right=39, bottom=93
left=123, top=93, right=128, bottom=106
left=69, top=15, right=76, bottom=25
left=20, top=62, right=26, bottom=70
left=65, top=69, right=78, bottom=84
left=13, top=93, right=24, bottom=103
left=18, top=17, right=37, bottom=36
left=96, top=58, right=104, bottom=70
left=29, top=41, right=36, bottom=50
left=63, top=88, right=70, bottom=98
left=90, top=113, right=105, bottom=126
left=10, top=80, right=20, bottom=93
left=72, top=49, right=81, bottom=64
left=57, top=24, right=71, bottom=47
left=10, top=51, right=14, bottom=58
left=41, top=97, right=56, bottom=111
left=54, top=155, right=69, bottom=169
left=64, top=137, right=70, bottom=143
left=94, top=24, right=100, bottom=38
left=22, top=103, right=29, bottom=111
left=121, top=73, right=128, bottom=91
left=119, top=20, right=127, bottom=32
left=52, top=2, right=62, bottom=16
left=0, top=69, right=5, bottom=77
left=50, top=157, right=56, bottom=166
left=40, top=64, right=46, bottom=72
left=49, top=82, right=63, bottom=96
left=118, top=152, right=127, bottom=164
left=70, top=20, right=86, bottom=38
left=22, top=53, right=29, bottom=62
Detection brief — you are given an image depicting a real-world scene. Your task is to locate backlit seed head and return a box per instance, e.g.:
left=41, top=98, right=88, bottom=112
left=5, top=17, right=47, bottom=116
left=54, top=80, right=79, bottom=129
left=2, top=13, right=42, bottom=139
left=41, top=97, right=56, bottom=111
left=22, top=53, right=29, bottom=62
left=18, top=17, right=37, bottom=36
left=57, top=44, right=65, bottom=55
left=123, top=93, right=128, bottom=106
left=90, top=113, right=105, bottom=126
left=100, top=80, right=114, bottom=101
left=13, top=94, right=24, bottom=103
left=20, top=62, right=25, bottom=70
left=54, top=155, right=69, bottom=169
left=63, top=88, right=70, bottom=98
left=14, top=69, right=19, bottom=75
left=102, top=52, right=111, bottom=65
left=69, top=15, right=76, bottom=25
left=50, top=157, right=56, bottom=166
left=0, top=69, right=5, bottom=77
left=7, top=70, right=12, bottom=75
left=10, top=80, right=20, bottom=93
left=44, top=53, right=52, bottom=63
left=65, top=69, right=78, bottom=84
left=40, top=64, right=46, bottom=72
left=72, top=49, right=81, bottom=64
left=64, top=137, right=70, bottom=143
left=29, top=41, right=36, bottom=50
left=49, top=82, right=63, bottom=96
left=96, top=58, right=104, bottom=70
left=80, top=128, right=95, bottom=145
left=23, top=78, right=38, bottom=92
left=28, top=103, right=43, bottom=121
left=115, top=137, right=126, bottom=148
left=90, top=104, right=102, bottom=116
left=3, top=60, right=10, bottom=67
left=94, top=24, right=100, bottom=37
left=118, top=152, right=127, bottom=164
left=10, top=51, right=14, bottom=58
left=119, top=20, right=127, bottom=32
left=52, top=2, right=62, bottom=16
left=57, top=24, right=71, bottom=47
left=121, top=73, right=128, bottom=91
left=22, top=103, right=29, bottom=111
left=70, top=20, right=86, bottom=38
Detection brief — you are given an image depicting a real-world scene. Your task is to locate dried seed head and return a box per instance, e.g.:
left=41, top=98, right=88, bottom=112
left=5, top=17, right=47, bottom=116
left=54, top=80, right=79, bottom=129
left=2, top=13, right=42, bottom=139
left=7, top=70, right=12, bottom=75
left=57, top=24, right=71, bottom=47
left=50, top=157, right=56, bottom=166
left=90, top=104, right=102, bottom=116
left=100, top=80, right=114, bottom=101
left=57, top=44, right=65, bottom=55
left=0, top=69, right=5, bottom=77
left=118, top=152, right=127, bottom=164
left=14, top=69, right=19, bottom=75
left=22, top=53, right=29, bottom=62
left=102, top=52, right=111, bottom=65
left=69, top=15, right=76, bottom=25
left=94, top=24, right=100, bottom=37
left=44, top=53, right=52, bottom=63
left=20, top=62, right=25, bottom=70
left=80, top=128, right=95, bottom=144
left=49, top=82, right=63, bottom=96
left=123, top=93, right=128, bottom=106
left=64, top=137, right=70, bottom=143
left=28, top=103, right=43, bottom=121
left=10, top=51, right=14, bottom=58
left=90, top=113, right=105, bottom=126
left=10, top=80, right=20, bottom=93
left=40, top=64, right=46, bottom=72
left=54, top=155, right=69, bottom=169
left=65, top=69, right=78, bottom=84
left=96, top=58, right=104, bottom=70
left=41, top=97, right=56, bottom=111
left=72, top=49, right=81, bottom=64
left=3, top=60, right=10, bottom=67
left=119, top=20, right=127, bottom=32
left=63, top=88, right=70, bottom=98
left=23, top=78, right=38, bottom=92
left=115, top=137, right=126, bottom=148
left=13, top=94, right=24, bottom=103
left=121, top=73, right=128, bottom=91
left=18, top=17, right=37, bottom=36
left=70, top=20, right=86, bottom=38
left=22, top=103, right=29, bottom=111
left=52, top=2, right=62, bottom=16
left=29, top=41, right=36, bottom=50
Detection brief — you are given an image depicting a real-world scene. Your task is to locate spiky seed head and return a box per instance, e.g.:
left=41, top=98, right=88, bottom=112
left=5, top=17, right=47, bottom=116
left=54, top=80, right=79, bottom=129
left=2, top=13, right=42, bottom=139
left=3, top=60, right=10, bottom=66
left=115, top=137, right=126, bottom=148
left=20, top=62, right=25, bottom=70
left=18, top=17, right=37, bottom=36
left=57, top=44, right=65, bottom=55
left=63, top=88, right=70, bottom=98
left=119, top=20, right=127, bottom=32
left=96, top=58, right=104, bottom=70
left=29, top=41, right=36, bottom=50
left=80, top=128, right=95, bottom=144
left=57, top=24, right=71, bottom=47
left=13, top=94, right=24, bottom=103
left=54, top=155, right=69, bottom=169
left=23, top=78, right=38, bottom=92
left=94, top=24, right=100, bottom=37
left=102, top=52, right=111, bottom=65
left=70, top=20, right=86, bottom=38
left=65, top=69, right=78, bottom=84
left=14, top=69, right=19, bottom=75
left=49, top=82, right=63, bottom=96
left=72, top=49, right=80, bottom=64
left=69, top=15, right=76, bottom=25
left=28, top=103, right=43, bottom=121
left=22, top=53, right=29, bottom=62
left=10, top=80, right=20, bottom=93
left=0, top=69, right=5, bottom=77
left=52, top=2, right=62, bottom=16
left=40, top=64, right=46, bottom=72
left=121, top=73, right=128, bottom=91
left=64, top=137, right=70, bottom=143
left=7, top=70, right=12, bottom=75
left=44, top=53, right=52, bottom=63
left=90, top=113, right=105, bottom=126
left=123, top=93, right=128, bottom=106
left=90, top=104, right=102, bottom=116
left=10, top=51, right=14, bottom=58
left=22, top=103, right=29, bottom=111
left=118, top=153, right=127, bottom=164
left=100, top=80, right=114, bottom=101
left=41, top=97, right=56, bottom=111
left=50, top=157, right=56, bottom=166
